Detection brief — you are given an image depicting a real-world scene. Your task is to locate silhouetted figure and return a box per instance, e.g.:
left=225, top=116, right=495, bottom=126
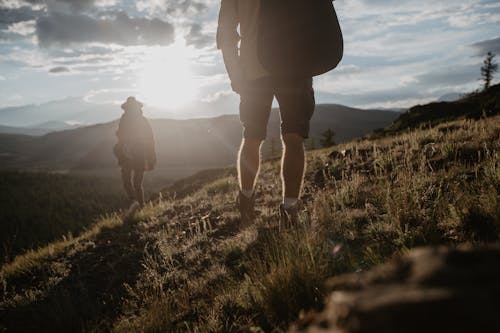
left=114, top=97, right=156, bottom=207
left=217, top=0, right=342, bottom=229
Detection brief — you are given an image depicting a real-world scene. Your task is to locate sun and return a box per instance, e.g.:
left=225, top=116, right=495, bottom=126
left=137, top=40, right=199, bottom=110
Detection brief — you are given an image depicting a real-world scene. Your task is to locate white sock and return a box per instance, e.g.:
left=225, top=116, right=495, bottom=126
left=241, top=189, right=254, bottom=198
left=283, top=197, right=298, bottom=209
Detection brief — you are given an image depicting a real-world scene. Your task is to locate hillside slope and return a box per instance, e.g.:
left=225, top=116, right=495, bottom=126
left=372, top=83, right=500, bottom=138
left=1, top=112, right=498, bottom=332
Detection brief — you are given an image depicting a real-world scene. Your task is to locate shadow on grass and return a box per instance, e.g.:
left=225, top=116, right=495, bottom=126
left=1, top=218, right=146, bottom=332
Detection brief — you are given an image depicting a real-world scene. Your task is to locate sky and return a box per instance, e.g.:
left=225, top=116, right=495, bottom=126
left=0, top=0, right=499, bottom=115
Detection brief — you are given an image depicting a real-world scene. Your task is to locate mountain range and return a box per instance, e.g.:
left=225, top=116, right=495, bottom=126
left=0, top=104, right=399, bottom=180
left=0, top=95, right=242, bottom=132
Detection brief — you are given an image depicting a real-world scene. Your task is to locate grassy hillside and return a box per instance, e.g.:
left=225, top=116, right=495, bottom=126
left=372, top=83, right=500, bottom=138
left=1, top=111, right=498, bottom=332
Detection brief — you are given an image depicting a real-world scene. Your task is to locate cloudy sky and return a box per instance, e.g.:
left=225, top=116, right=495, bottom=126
left=0, top=0, right=499, bottom=115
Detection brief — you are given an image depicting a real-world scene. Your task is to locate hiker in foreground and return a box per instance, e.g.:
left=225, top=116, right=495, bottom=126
left=114, top=96, right=157, bottom=209
left=217, top=0, right=343, bottom=228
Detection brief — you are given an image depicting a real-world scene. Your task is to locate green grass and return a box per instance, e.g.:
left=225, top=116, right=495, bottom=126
left=1, top=115, right=499, bottom=332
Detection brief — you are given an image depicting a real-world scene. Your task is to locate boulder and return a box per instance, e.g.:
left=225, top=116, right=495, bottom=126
left=290, top=245, right=500, bottom=333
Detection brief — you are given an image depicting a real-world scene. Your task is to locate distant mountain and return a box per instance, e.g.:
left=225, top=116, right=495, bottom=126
left=0, top=121, right=82, bottom=136
left=0, top=97, right=121, bottom=128
left=0, top=95, right=237, bottom=128
left=0, top=125, right=48, bottom=136
left=32, top=120, right=82, bottom=131
left=0, top=104, right=398, bottom=179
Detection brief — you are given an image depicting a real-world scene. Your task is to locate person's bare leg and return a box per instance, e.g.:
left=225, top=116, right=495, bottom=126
left=132, top=169, right=145, bottom=206
left=238, top=138, right=263, bottom=193
left=121, top=166, right=135, bottom=201
left=281, top=133, right=305, bottom=200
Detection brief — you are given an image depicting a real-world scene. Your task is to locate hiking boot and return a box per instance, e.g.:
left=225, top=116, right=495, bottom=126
left=122, top=200, right=140, bottom=222
left=236, top=191, right=255, bottom=229
left=129, top=200, right=140, bottom=210
left=279, top=203, right=299, bottom=231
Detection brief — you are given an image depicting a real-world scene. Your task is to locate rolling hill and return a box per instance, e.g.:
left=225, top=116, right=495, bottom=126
left=0, top=125, right=48, bottom=136
left=0, top=122, right=81, bottom=136
left=371, top=83, right=500, bottom=138
left=0, top=104, right=399, bottom=179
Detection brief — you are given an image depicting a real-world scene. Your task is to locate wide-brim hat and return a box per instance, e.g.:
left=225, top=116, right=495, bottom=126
left=121, top=96, right=143, bottom=110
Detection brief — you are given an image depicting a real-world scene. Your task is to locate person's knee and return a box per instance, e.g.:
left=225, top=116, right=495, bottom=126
left=282, top=133, right=304, bottom=149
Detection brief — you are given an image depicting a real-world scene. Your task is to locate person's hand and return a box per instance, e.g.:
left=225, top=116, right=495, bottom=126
left=221, top=49, right=244, bottom=94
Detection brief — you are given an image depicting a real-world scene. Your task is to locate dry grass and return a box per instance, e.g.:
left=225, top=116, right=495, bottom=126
left=1, top=214, right=122, bottom=283
left=1, top=115, right=499, bottom=332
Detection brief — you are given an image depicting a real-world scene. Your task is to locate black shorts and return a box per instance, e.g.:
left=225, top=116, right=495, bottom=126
left=239, top=76, right=315, bottom=140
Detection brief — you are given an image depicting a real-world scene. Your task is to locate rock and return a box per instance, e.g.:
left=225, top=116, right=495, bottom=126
left=289, top=245, right=500, bottom=333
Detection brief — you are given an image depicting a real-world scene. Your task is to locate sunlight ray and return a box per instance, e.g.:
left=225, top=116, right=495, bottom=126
left=137, top=39, right=200, bottom=110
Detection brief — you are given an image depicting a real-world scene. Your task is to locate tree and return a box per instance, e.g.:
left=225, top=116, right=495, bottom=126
left=320, top=128, right=336, bottom=148
left=481, top=52, right=498, bottom=91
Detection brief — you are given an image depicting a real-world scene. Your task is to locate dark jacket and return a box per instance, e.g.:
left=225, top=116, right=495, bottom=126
left=115, top=109, right=156, bottom=170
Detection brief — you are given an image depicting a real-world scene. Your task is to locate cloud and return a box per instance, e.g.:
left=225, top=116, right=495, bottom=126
left=471, top=37, right=500, bottom=56
left=185, top=23, right=213, bottom=49
left=167, top=0, right=207, bottom=15
left=2, top=0, right=498, bottom=112
left=415, top=64, right=479, bottom=87
left=335, top=64, right=362, bottom=74
left=0, top=0, right=42, bottom=10
left=22, top=0, right=100, bottom=11
left=314, top=56, right=482, bottom=109
left=7, top=20, right=36, bottom=36
left=201, top=89, right=232, bottom=103
left=0, top=6, right=38, bottom=30
left=448, top=12, right=500, bottom=28
left=49, top=66, right=69, bottom=73
left=36, top=11, right=175, bottom=47
left=136, top=0, right=208, bottom=16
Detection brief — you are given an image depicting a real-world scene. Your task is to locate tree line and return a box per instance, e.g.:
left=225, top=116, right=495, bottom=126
left=0, top=171, right=127, bottom=264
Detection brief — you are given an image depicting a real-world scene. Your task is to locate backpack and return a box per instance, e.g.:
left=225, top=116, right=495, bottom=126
left=257, top=0, right=343, bottom=78
left=113, top=142, right=132, bottom=165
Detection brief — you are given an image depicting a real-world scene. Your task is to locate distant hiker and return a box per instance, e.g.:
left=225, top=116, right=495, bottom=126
left=114, top=96, right=156, bottom=207
left=217, top=0, right=343, bottom=228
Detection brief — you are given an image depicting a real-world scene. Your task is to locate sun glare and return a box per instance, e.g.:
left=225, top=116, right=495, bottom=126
left=137, top=40, right=199, bottom=110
